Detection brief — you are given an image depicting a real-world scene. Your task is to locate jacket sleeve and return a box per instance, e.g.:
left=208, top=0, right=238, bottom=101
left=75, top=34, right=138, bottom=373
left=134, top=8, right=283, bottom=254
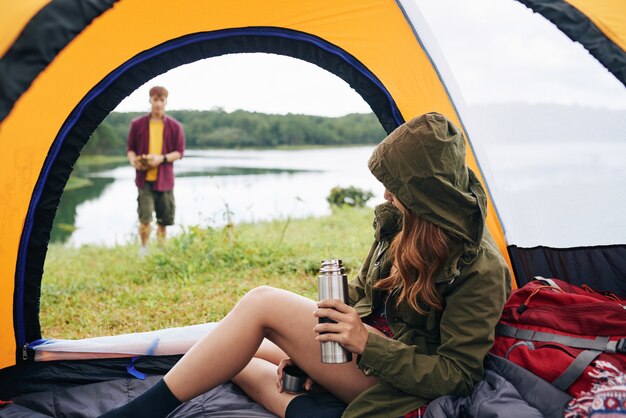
left=348, top=240, right=378, bottom=307
left=356, top=247, right=511, bottom=400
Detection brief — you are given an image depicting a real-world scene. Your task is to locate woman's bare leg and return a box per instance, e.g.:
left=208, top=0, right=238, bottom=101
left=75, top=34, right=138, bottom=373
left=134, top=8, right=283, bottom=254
left=232, top=357, right=298, bottom=417
left=164, top=286, right=379, bottom=403
left=234, top=324, right=386, bottom=417
left=255, top=338, right=287, bottom=365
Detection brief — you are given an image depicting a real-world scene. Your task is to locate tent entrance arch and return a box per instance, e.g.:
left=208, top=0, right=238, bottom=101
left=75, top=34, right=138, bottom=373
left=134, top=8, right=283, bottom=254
left=1, top=0, right=514, bottom=372
left=15, top=27, right=405, bottom=360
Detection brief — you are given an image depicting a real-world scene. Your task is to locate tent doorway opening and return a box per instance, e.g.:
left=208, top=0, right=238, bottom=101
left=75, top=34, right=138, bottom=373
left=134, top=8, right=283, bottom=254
left=23, top=30, right=400, bottom=349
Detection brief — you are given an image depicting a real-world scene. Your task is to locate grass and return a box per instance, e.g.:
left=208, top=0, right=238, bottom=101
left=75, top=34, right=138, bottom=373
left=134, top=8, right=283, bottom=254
left=64, top=176, right=93, bottom=191
left=75, top=155, right=128, bottom=168
left=60, top=155, right=128, bottom=192
left=41, top=206, right=374, bottom=339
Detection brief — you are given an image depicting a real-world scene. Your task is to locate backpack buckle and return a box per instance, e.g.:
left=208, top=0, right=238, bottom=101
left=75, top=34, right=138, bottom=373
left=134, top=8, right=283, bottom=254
left=616, top=338, right=626, bottom=353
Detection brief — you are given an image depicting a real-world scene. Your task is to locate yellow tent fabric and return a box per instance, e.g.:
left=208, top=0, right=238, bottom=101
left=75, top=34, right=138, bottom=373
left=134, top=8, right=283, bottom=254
left=517, top=0, right=626, bottom=84
left=566, top=0, right=626, bottom=52
left=9, top=0, right=612, bottom=371
left=0, top=0, right=50, bottom=58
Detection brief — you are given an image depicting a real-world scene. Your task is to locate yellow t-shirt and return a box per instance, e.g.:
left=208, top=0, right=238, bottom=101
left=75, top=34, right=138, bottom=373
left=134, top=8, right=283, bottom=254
left=146, top=119, right=164, bottom=181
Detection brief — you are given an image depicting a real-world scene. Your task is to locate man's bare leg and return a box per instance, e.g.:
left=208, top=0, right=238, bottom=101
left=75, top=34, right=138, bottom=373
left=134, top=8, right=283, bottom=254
left=156, top=224, right=167, bottom=244
left=139, top=222, right=151, bottom=246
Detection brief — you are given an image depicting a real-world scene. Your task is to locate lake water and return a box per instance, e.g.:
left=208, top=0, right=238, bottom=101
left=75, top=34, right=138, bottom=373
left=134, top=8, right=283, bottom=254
left=51, top=143, right=626, bottom=248
left=52, top=147, right=382, bottom=246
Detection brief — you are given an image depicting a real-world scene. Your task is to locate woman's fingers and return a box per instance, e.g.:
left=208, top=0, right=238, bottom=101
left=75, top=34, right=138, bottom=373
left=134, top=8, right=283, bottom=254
left=275, top=370, right=282, bottom=392
left=313, top=307, right=345, bottom=322
left=305, top=377, right=314, bottom=392
left=313, top=299, right=368, bottom=354
left=314, top=322, right=342, bottom=334
left=276, top=358, right=293, bottom=393
left=316, top=331, right=344, bottom=343
left=317, top=299, right=352, bottom=313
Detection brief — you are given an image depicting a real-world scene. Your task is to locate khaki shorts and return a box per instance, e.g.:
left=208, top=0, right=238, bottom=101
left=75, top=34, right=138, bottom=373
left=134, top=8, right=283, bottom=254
left=137, top=182, right=175, bottom=226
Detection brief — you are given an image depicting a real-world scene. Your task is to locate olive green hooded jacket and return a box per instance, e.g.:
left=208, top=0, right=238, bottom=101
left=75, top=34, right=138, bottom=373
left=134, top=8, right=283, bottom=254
left=343, top=113, right=512, bottom=417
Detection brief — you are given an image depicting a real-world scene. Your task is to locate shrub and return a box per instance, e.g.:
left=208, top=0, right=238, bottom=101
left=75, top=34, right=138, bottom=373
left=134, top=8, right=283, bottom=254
left=327, top=186, right=374, bottom=208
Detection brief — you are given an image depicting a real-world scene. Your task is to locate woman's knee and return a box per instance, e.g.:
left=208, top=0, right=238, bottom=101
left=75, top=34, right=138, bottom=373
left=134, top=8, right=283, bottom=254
left=237, top=286, right=284, bottom=321
left=238, top=287, right=307, bottom=336
left=242, top=286, right=282, bottom=304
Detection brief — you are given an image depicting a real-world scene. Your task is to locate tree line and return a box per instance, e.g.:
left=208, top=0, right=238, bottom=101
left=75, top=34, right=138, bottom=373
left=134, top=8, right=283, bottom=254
left=84, top=108, right=386, bottom=155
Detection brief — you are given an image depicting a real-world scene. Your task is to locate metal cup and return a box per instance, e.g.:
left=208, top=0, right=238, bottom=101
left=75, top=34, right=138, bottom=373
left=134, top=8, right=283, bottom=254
left=282, top=365, right=307, bottom=393
left=318, top=259, right=352, bottom=364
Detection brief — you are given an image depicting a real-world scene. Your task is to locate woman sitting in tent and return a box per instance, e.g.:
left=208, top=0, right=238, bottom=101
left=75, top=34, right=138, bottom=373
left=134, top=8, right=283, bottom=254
left=100, top=112, right=512, bottom=418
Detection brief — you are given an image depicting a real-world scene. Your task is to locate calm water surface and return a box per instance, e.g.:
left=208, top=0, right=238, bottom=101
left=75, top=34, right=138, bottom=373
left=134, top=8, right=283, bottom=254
left=52, top=143, right=626, bottom=248
left=53, top=147, right=381, bottom=246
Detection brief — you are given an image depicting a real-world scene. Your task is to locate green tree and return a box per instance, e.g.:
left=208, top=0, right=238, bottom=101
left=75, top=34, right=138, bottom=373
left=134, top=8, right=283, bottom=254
left=88, top=109, right=386, bottom=150
left=83, top=121, right=125, bottom=155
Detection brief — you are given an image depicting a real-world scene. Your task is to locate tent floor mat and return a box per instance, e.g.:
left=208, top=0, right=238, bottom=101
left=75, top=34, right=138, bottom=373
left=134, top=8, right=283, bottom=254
left=0, top=374, right=277, bottom=417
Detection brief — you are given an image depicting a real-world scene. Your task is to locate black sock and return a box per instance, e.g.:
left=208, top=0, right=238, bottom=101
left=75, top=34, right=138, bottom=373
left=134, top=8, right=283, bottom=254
left=285, top=393, right=346, bottom=418
left=99, top=378, right=182, bottom=418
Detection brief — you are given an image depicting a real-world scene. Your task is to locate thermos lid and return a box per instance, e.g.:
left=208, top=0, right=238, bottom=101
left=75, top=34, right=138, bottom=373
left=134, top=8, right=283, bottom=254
left=319, top=259, right=346, bottom=275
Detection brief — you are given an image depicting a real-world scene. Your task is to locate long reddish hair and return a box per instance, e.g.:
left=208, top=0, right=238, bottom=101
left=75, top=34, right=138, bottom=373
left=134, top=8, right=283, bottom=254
left=375, top=201, right=455, bottom=315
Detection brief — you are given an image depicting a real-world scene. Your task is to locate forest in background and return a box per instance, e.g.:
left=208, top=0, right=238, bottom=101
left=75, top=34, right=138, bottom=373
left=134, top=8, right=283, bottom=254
left=84, top=103, right=626, bottom=155
left=84, top=109, right=386, bottom=155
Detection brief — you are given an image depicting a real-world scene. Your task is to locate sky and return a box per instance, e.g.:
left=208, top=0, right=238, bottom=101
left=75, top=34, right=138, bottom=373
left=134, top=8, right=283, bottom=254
left=114, top=0, right=626, bottom=116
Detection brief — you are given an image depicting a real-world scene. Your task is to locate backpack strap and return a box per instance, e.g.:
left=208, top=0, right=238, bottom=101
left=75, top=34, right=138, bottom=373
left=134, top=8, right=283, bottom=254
left=552, top=349, right=602, bottom=390
left=533, top=276, right=562, bottom=289
left=495, top=324, right=626, bottom=353
left=496, top=324, right=624, bottom=390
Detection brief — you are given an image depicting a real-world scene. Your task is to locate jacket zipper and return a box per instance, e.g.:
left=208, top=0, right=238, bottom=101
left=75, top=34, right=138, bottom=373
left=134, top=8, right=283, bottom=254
left=21, top=339, right=48, bottom=361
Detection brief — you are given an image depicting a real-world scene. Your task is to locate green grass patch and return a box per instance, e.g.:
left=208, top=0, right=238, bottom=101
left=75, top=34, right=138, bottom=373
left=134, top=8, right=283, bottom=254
left=64, top=176, right=93, bottom=191
left=41, top=206, right=374, bottom=339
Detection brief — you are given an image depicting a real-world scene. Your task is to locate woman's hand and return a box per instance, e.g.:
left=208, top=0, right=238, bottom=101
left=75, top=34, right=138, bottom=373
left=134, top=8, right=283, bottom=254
left=313, top=299, right=369, bottom=355
left=276, top=358, right=313, bottom=393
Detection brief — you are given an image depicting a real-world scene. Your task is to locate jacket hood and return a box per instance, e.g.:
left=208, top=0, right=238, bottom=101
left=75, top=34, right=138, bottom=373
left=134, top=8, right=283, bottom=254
left=368, top=113, right=487, bottom=253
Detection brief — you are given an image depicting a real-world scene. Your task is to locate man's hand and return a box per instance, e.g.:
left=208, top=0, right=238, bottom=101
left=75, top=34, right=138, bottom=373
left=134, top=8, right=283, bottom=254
left=313, top=300, right=369, bottom=355
left=130, top=154, right=148, bottom=171
left=144, top=154, right=165, bottom=168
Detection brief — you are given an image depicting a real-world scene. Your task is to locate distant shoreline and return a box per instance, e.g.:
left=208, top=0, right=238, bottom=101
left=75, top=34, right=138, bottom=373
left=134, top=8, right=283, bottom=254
left=80, top=143, right=377, bottom=164
left=187, top=143, right=376, bottom=151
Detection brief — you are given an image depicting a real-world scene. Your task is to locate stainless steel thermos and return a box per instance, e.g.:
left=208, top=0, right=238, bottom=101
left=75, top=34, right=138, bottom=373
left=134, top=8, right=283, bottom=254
left=318, top=259, right=352, bottom=364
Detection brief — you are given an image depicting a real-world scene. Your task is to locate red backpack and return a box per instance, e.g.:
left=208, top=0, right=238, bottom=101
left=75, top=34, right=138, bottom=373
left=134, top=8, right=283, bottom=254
left=491, top=277, right=626, bottom=397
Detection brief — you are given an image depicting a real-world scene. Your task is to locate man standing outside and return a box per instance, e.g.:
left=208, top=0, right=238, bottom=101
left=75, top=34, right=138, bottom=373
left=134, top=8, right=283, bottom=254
left=127, top=86, right=185, bottom=255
